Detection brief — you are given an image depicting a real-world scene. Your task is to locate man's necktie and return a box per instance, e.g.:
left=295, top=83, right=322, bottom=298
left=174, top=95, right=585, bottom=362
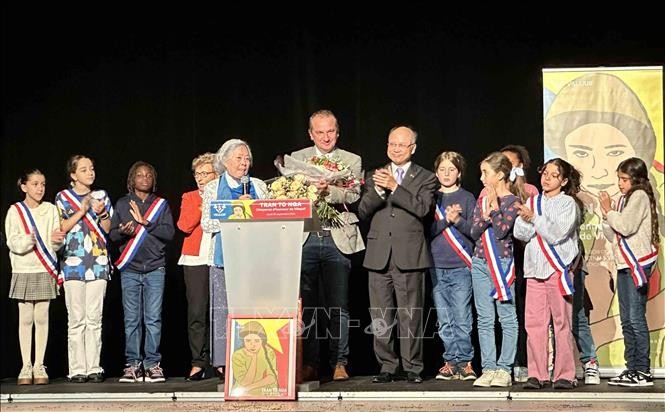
left=395, top=167, right=404, bottom=184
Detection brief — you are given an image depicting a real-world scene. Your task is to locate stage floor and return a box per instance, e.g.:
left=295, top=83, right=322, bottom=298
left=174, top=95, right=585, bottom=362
left=1, top=375, right=664, bottom=403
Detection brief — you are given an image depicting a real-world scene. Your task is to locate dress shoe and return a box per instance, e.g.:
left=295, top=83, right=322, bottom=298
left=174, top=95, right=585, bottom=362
left=333, top=364, right=349, bottom=381
left=69, top=374, right=88, bottom=383
left=87, top=373, right=105, bottom=383
left=215, top=367, right=225, bottom=383
left=406, top=372, right=423, bottom=383
left=372, top=372, right=394, bottom=383
left=185, top=368, right=206, bottom=381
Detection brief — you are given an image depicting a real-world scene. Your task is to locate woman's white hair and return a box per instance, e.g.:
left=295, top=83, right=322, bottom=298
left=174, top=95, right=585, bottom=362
left=213, top=138, right=253, bottom=174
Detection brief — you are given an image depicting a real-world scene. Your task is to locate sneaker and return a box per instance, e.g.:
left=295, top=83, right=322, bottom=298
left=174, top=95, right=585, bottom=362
left=583, top=359, right=600, bottom=385
left=119, top=363, right=144, bottom=383
left=608, top=369, right=633, bottom=386
left=473, top=370, right=496, bottom=387
left=513, top=366, right=528, bottom=383
left=33, top=364, right=49, bottom=385
left=17, top=364, right=33, bottom=385
left=490, top=369, right=512, bottom=387
left=435, top=362, right=458, bottom=380
left=615, top=370, right=653, bottom=387
left=458, top=362, right=477, bottom=381
left=553, top=378, right=577, bottom=389
left=145, top=363, right=166, bottom=383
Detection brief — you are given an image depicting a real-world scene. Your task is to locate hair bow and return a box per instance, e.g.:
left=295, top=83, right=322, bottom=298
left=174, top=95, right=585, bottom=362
left=509, top=167, right=524, bottom=182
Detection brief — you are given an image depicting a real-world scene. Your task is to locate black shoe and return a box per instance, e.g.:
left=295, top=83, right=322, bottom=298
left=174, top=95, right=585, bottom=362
left=87, top=373, right=104, bottom=383
left=523, top=377, right=543, bottom=389
left=406, top=372, right=423, bottom=383
left=372, top=372, right=394, bottom=383
left=215, top=367, right=225, bottom=383
left=185, top=368, right=206, bottom=381
left=69, top=374, right=88, bottom=383
left=553, top=379, right=577, bottom=389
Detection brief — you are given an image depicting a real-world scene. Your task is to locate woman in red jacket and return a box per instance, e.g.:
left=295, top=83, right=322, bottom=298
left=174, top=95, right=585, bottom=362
left=177, top=153, right=218, bottom=381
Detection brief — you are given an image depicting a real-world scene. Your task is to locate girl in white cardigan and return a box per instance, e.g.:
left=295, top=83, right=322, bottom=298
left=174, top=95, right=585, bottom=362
left=599, top=157, right=659, bottom=387
left=5, top=170, right=65, bottom=385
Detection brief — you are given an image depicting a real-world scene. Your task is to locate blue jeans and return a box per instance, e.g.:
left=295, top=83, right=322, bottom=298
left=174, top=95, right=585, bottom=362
left=617, top=265, right=652, bottom=372
left=121, top=268, right=165, bottom=369
left=430, top=267, right=474, bottom=364
left=471, top=256, right=517, bottom=373
left=300, top=234, right=351, bottom=368
left=572, top=270, right=597, bottom=363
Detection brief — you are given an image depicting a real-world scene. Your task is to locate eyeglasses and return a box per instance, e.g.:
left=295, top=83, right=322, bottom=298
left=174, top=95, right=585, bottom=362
left=194, top=171, right=215, bottom=178
left=387, top=142, right=415, bottom=149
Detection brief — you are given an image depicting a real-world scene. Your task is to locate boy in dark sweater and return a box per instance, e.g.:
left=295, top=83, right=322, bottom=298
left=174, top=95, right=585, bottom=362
left=110, top=161, right=174, bottom=383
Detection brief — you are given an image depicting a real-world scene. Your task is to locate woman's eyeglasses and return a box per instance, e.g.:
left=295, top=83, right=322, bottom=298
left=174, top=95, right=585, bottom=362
left=194, top=171, right=215, bottom=178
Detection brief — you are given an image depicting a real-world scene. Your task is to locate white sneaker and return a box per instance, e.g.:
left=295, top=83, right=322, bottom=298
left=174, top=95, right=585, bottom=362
left=17, top=364, right=33, bottom=385
left=513, top=366, right=528, bottom=383
left=491, top=369, right=512, bottom=387
left=33, top=364, right=49, bottom=385
left=473, top=370, right=496, bottom=387
left=583, top=359, right=600, bottom=385
left=608, top=369, right=633, bottom=386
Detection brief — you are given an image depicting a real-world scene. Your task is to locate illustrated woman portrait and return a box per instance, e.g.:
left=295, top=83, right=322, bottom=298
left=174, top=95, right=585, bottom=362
left=544, top=72, right=664, bottom=366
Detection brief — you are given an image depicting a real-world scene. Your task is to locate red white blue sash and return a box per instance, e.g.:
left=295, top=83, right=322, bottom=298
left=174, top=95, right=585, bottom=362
left=530, top=195, right=575, bottom=296
left=615, top=196, right=658, bottom=288
left=13, top=202, right=61, bottom=284
left=481, top=227, right=515, bottom=301
left=57, top=189, right=109, bottom=246
left=434, top=204, right=472, bottom=268
left=114, top=197, right=167, bottom=271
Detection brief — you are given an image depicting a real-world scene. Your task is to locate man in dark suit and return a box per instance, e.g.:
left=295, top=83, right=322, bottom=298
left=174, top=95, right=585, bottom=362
left=359, top=125, right=438, bottom=384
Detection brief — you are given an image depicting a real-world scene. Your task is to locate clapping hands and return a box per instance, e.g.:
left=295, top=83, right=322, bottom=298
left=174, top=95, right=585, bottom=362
left=129, top=200, right=148, bottom=225
left=445, top=204, right=462, bottom=224
left=517, top=204, right=534, bottom=222
left=373, top=168, right=397, bottom=192
left=598, top=191, right=612, bottom=216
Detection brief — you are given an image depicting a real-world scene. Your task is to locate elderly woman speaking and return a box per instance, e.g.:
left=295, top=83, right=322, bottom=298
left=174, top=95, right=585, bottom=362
left=200, top=139, right=268, bottom=382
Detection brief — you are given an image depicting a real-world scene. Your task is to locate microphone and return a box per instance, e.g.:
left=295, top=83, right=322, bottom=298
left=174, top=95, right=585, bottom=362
left=240, top=175, right=250, bottom=195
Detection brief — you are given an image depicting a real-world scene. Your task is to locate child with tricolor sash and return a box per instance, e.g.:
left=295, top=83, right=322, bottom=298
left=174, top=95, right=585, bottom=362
left=56, top=155, right=113, bottom=384
left=514, top=158, right=582, bottom=389
left=110, top=161, right=174, bottom=384
left=469, top=152, right=523, bottom=388
left=599, top=157, right=659, bottom=387
left=428, top=151, right=477, bottom=381
left=5, top=169, right=65, bottom=385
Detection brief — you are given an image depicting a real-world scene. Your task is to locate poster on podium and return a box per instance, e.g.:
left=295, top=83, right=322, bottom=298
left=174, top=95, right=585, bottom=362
left=224, top=315, right=297, bottom=400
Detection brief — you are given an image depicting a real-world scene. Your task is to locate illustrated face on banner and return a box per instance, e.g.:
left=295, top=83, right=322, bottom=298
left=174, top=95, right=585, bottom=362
left=564, top=122, right=636, bottom=197
left=544, top=73, right=658, bottom=199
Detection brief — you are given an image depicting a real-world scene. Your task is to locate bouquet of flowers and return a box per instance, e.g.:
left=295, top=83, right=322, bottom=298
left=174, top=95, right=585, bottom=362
left=268, top=174, right=318, bottom=201
left=273, top=155, right=363, bottom=227
left=276, top=155, right=352, bottom=183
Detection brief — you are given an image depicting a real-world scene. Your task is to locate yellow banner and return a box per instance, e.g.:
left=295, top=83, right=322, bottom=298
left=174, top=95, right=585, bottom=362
left=543, top=67, right=664, bottom=370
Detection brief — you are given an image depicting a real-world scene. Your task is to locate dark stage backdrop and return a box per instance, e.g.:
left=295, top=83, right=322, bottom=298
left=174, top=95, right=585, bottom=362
left=2, top=6, right=663, bottom=379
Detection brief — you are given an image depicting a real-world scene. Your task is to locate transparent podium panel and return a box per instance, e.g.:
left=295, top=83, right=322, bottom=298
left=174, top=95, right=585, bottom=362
left=220, top=220, right=303, bottom=316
